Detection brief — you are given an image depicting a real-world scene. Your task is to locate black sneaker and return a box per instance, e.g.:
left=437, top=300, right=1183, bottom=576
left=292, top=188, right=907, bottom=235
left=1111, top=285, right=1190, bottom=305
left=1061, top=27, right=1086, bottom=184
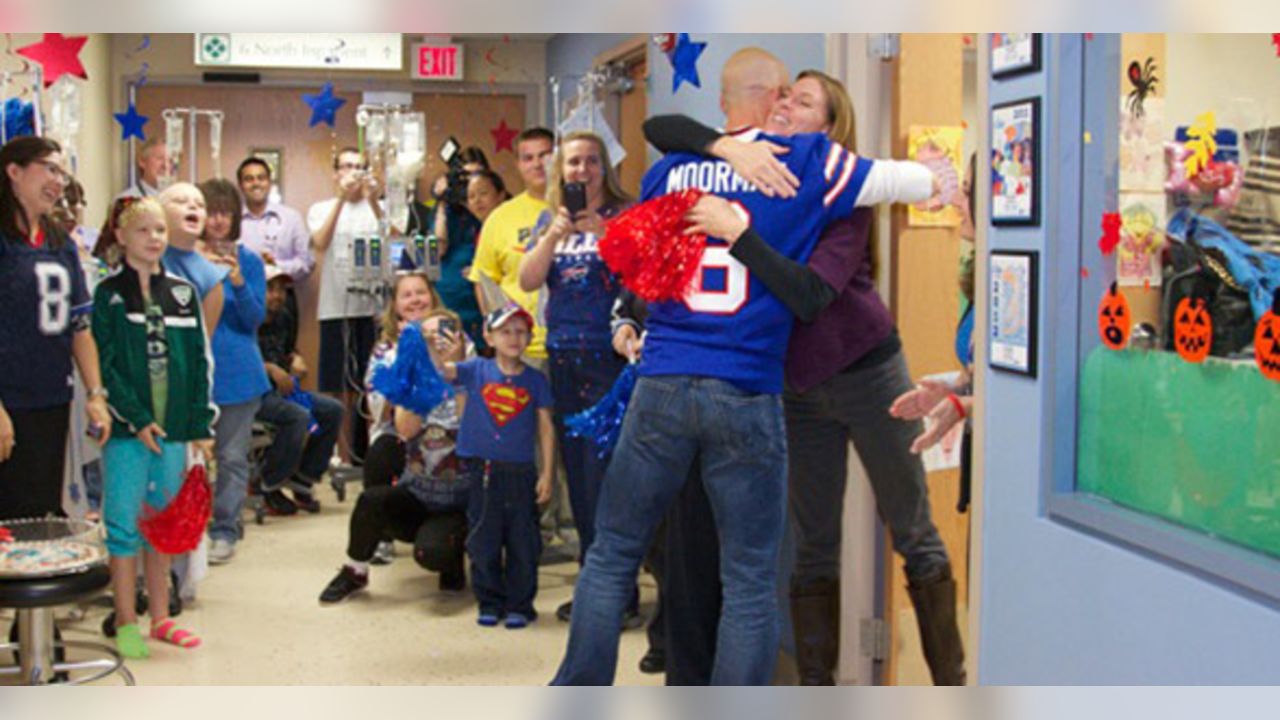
left=292, top=490, right=321, bottom=514
left=556, top=600, right=573, bottom=622
left=639, top=647, right=666, bottom=674
left=319, top=566, right=368, bottom=604
left=263, top=490, right=299, bottom=516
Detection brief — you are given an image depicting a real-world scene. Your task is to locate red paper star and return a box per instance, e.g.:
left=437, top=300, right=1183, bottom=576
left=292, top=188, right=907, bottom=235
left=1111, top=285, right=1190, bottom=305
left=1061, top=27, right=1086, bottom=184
left=1273, top=34, right=1280, bottom=56
left=491, top=119, right=519, bottom=154
left=17, top=33, right=89, bottom=87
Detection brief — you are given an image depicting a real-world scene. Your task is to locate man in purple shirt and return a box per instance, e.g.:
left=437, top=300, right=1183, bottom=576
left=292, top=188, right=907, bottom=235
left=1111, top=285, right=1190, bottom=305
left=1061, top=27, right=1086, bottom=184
left=237, top=157, right=314, bottom=282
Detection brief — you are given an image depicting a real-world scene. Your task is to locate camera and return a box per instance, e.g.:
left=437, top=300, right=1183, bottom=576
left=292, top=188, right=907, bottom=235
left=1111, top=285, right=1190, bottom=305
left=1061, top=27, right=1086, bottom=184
left=438, top=137, right=471, bottom=207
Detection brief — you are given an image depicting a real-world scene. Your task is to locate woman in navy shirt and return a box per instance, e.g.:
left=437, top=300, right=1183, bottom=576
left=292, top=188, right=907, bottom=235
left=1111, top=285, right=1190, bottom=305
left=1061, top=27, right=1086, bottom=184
left=517, top=131, right=635, bottom=623
left=0, top=136, right=112, bottom=520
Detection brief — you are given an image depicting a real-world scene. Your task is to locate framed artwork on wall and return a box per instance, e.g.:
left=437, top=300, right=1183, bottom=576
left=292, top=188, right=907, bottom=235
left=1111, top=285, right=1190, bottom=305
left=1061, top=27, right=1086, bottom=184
left=991, top=33, right=1041, bottom=78
left=989, top=250, right=1039, bottom=377
left=991, top=97, right=1040, bottom=226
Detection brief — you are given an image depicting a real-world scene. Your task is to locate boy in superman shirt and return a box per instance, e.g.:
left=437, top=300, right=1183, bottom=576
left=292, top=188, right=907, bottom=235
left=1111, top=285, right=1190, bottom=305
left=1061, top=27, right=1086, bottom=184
left=441, top=304, right=554, bottom=628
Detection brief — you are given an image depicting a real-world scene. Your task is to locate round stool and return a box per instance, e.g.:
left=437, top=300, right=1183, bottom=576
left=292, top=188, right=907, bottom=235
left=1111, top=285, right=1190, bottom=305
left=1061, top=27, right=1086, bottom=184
left=1, top=517, right=134, bottom=687
left=0, top=564, right=133, bottom=685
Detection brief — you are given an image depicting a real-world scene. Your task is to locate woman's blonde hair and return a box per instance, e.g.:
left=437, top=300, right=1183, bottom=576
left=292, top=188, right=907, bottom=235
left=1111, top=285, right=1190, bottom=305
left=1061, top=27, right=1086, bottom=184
left=378, top=271, right=443, bottom=346
left=545, top=131, right=633, bottom=212
left=797, top=69, right=877, bottom=281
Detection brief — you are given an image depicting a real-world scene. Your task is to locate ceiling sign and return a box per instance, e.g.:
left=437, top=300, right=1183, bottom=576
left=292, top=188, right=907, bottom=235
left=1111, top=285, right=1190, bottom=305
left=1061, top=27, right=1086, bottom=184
left=195, top=33, right=403, bottom=71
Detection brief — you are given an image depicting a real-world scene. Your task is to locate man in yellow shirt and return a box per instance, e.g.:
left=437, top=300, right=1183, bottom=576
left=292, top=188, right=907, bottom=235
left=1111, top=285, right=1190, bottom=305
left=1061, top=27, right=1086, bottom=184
left=470, top=127, right=556, bottom=363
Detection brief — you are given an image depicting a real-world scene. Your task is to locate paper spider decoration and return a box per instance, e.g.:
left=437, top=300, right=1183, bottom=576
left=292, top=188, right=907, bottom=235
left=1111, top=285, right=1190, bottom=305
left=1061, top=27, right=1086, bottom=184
left=1126, top=58, right=1158, bottom=119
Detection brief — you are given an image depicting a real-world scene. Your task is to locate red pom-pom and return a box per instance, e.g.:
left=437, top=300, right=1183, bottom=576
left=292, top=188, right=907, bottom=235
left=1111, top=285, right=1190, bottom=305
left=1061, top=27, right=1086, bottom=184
left=139, top=461, right=212, bottom=554
left=599, top=190, right=708, bottom=302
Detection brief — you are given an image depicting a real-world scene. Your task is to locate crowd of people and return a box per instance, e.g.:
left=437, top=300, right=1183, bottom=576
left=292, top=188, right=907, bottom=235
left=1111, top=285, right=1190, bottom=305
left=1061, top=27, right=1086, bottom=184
left=0, top=46, right=978, bottom=684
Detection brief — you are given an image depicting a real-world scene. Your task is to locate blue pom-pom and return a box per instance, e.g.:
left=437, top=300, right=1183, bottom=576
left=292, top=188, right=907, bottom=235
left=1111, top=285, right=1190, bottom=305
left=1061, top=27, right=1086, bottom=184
left=3, top=97, right=36, bottom=141
left=565, top=364, right=638, bottom=456
left=371, top=324, right=454, bottom=418
left=285, top=380, right=322, bottom=435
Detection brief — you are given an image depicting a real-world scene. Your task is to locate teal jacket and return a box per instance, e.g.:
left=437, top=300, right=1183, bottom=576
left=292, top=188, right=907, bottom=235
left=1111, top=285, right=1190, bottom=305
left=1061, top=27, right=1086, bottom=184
left=91, top=264, right=216, bottom=441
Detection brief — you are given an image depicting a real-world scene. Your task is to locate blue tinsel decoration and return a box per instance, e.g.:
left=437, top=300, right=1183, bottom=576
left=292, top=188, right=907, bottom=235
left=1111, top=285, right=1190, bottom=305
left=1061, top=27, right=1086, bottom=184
left=3, top=97, right=36, bottom=141
left=370, top=323, right=455, bottom=418
left=565, top=363, right=639, bottom=456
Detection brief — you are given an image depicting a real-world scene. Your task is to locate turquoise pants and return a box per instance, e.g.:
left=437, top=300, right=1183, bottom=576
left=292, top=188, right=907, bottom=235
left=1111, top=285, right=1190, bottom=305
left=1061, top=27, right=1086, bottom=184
left=103, top=438, right=187, bottom=557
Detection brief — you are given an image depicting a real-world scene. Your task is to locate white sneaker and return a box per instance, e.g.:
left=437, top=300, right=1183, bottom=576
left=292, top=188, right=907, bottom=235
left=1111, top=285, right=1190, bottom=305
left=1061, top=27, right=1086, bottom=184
left=208, top=538, right=236, bottom=565
left=370, top=540, right=395, bottom=566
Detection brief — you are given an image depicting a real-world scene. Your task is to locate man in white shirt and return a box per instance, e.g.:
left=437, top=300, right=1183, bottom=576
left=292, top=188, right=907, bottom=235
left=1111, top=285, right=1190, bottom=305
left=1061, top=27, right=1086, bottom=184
left=308, top=147, right=384, bottom=465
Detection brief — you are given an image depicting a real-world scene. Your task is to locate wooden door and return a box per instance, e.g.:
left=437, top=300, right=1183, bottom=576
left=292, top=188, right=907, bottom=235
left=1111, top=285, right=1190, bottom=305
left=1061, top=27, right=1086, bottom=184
left=886, top=33, right=972, bottom=685
left=135, top=84, right=525, bottom=391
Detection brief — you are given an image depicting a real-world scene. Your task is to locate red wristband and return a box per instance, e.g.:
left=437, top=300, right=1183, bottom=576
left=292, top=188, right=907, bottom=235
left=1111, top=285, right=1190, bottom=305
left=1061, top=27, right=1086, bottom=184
left=947, top=393, right=967, bottom=420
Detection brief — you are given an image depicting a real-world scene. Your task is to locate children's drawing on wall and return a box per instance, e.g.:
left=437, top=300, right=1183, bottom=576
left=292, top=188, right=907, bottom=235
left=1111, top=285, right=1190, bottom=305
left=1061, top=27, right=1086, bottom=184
left=1120, top=97, right=1165, bottom=192
left=907, top=125, right=964, bottom=227
left=1117, top=193, right=1166, bottom=287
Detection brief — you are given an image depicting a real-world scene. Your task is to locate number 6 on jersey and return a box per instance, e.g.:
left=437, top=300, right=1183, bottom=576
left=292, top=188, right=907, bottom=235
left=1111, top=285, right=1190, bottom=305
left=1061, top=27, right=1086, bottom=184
left=684, top=245, right=750, bottom=315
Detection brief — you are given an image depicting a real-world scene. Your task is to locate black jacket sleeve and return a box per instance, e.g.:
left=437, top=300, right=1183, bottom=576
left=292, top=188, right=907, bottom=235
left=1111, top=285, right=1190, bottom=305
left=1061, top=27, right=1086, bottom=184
left=610, top=289, right=649, bottom=334
left=729, top=228, right=837, bottom=323
left=642, top=115, right=723, bottom=156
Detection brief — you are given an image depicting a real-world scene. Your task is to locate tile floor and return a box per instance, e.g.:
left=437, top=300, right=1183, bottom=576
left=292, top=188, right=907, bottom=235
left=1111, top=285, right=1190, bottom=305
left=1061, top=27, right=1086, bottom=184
left=4, top=481, right=661, bottom=686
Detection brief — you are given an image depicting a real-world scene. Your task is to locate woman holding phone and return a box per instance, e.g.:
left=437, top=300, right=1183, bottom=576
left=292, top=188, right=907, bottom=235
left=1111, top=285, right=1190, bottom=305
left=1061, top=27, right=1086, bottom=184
left=517, top=131, right=637, bottom=624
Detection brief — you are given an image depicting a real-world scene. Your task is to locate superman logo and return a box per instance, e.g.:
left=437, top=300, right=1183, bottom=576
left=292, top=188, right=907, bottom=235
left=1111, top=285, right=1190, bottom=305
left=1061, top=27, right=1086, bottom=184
left=481, top=383, right=531, bottom=427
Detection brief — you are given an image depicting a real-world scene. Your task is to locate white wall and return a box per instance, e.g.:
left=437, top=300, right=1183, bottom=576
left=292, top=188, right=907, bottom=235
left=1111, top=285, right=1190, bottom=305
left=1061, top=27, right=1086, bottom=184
left=1164, top=34, right=1280, bottom=138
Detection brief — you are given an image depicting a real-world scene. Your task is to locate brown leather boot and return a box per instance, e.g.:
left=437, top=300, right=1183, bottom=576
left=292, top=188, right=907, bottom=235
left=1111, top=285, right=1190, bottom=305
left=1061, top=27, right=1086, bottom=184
left=790, top=578, right=840, bottom=685
left=907, top=567, right=967, bottom=686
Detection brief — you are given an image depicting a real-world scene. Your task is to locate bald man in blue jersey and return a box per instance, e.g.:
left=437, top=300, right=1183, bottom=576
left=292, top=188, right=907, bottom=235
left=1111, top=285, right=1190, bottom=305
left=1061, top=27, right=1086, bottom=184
left=552, top=48, right=934, bottom=685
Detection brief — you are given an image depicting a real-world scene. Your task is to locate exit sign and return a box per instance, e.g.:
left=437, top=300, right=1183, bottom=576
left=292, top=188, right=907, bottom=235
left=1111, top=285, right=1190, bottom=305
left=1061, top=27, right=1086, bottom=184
left=413, top=43, right=464, bottom=81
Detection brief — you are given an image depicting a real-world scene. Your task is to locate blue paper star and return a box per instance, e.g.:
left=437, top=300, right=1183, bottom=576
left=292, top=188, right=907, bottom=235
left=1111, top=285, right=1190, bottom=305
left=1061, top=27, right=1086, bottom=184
left=302, top=82, right=347, bottom=128
left=113, top=102, right=148, bottom=141
left=669, top=33, right=707, bottom=94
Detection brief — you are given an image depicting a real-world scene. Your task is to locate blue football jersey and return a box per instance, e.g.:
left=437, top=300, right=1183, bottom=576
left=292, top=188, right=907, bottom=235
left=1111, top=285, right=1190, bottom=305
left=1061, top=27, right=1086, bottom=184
left=0, top=236, right=92, bottom=409
left=637, top=130, right=874, bottom=393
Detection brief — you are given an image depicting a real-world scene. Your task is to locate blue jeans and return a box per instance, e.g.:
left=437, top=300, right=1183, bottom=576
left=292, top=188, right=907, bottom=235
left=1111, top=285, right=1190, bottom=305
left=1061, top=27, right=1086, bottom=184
left=255, top=391, right=344, bottom=490
left=209, top=398, right=261, bottom=544
left=551, top=376, right=787, bottom=686
left=464, top=459, right=542, bottom=618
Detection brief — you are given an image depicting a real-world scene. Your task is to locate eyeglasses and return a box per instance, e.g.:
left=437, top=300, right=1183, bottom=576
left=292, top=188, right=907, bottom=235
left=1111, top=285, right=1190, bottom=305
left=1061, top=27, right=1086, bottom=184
left=35, top=160, right=70, bottom=183
left=337, top=162, right=367, bottom=172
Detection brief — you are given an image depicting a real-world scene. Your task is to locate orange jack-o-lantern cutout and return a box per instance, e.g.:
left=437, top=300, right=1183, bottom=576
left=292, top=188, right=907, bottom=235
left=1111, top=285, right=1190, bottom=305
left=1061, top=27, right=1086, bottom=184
left=1256, top=290, right=1280, bottom=382
left=1174, top=296, right=1213, bottom=363
left=1098, top=282, right=1131, bottom=350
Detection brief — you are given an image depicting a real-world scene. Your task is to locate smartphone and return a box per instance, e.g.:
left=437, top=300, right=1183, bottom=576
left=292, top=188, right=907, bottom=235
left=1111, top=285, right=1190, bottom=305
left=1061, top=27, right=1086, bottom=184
left=439, top=137, right=461, bottom=166
left=438, top=318, right=459, bottom=338
left=563, top=181, right=587, bottom=217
